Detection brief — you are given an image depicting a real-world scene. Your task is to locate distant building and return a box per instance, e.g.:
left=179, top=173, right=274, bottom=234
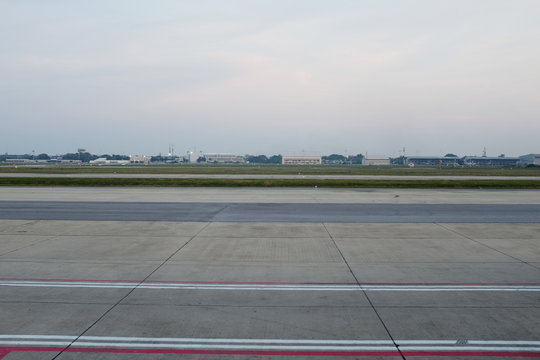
left=90, top=158, right=130, bottom=165
left=282, top=155, right=322, bottom=165
left=204, top=153, right=246, bottom=164
left=405, top=156, right=461, bottom=167
left=362, top=155, right=390, bottom=166
left=462, top=156, right=519, bottom=166
left=519, top=154, right=540, bottom=166
left=130, top=155, right=151, bottom=164
left=186, top=151, right=200, bottom=164
left=6, top=158, right=35, bottom=163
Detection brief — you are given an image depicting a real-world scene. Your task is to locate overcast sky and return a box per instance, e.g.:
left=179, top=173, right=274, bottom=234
left=1, top=0, right=539, bottom=157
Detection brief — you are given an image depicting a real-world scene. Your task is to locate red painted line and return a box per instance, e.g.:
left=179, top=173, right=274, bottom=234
left=0, top=346, right=401, bottom=356
left=0, top=278, right=305, bottom=285
left=403, top=351, right=540, bottom=357
left=1, top=347, right=539, bottom=357
left=1, top=278, right=539, bottom=286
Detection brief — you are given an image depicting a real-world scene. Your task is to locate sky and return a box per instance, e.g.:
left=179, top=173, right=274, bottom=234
left=1, top=0, right=539, bottom=157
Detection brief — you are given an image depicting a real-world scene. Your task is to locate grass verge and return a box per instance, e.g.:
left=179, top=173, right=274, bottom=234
left=2, top=165, right=540, bottom=176
left=1, top=177, right=539, bottom=188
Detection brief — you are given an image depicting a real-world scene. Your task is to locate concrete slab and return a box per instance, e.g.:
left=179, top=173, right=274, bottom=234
left=0, top=220, right=38, bottom=233
left=444, top=223, right=540, bottom=240
left=0, top=235, right=54, bottom=255
left=325, top=223, right=460, bottom=239
left=0, top=220, right=206, bottom=237
left=146, top=261, right=356, bottom=283
left=336, top=237, right=513, bottom=262
left=2, top=187, right=540, bottom=204
left=348, top=262, right=540, bottom=283
left=378, top=307, right=540, bottom=340
left=366, top=291, right=540, bottom=307
left=199, top=222, right=329, bottom=238
left=0, top=302, right=108, bottom=335
left=122, top=288, right=371, bottom=307
left=84, top=304, right=392, bottom=340
left=171, top=237, right=343, bottom=263
left=0, top=286, right=131, bottom=304
left=0, top=260, right=158, bottom=281
left=473, top=238, right=540, bottom=262
left=3, top=235, right=191, bottom=261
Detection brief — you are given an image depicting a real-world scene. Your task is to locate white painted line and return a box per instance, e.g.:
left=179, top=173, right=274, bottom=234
left=77, top=336, right=393, bottom=344
left=467, top=340, right=540, bottom=345
left=72, top=342, right=399, bottom=351
left=0, top=341, right=73, bottom=346
left=0, top=335, right=77, bottom=340
left=1, top=335, right=540, bottom=353
left=1, top=280, right=540, bottom=292
left=397, top=340, right=540, bottom=345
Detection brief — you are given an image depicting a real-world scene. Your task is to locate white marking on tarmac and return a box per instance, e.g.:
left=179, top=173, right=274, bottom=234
left=1, top=335, right=540, bottom=353
left=1, top=280, right=540, bottom=292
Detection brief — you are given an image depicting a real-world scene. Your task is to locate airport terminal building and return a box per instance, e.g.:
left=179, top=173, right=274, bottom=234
left=519, top=154, right=540, bottom=166
left=462, top=156, right=519, bottom=166
left=203, top=153, right=246, bottom=164
left=405, top=156, right=461, bottom=167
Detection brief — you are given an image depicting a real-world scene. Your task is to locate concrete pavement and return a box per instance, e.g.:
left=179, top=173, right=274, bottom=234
left=1, top=187, right=540, bottom=204
left=0, top=189, right=539, bottom=359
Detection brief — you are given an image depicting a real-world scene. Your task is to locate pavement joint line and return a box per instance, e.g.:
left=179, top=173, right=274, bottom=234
left=208, top=203, right=231, bottom=222
left=50, top=221, right=212, bottom=360
left=0, top=235, right=58, bottom=258
left=2, top=300, right=539, bottom=309
left=322, top=222, right=406, bottom=360
left=436, top=223, right=540, bottom=271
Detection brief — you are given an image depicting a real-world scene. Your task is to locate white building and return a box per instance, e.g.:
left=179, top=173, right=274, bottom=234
left=130, top=155, right=151, bottom=164
left=186, top=151, right=200, bottom=164
left=519, top=154, right=540, bottom=166
left=362, top=154, right=390, bottom=166
left=282, top=155, right=322, bottom=165
left=90, top=158, right=130, bottom=165
left=203, top=153, right=246, bottom=164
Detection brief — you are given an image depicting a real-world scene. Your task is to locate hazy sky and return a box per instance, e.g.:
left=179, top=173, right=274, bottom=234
left=1, top=0, right=539, bottom=157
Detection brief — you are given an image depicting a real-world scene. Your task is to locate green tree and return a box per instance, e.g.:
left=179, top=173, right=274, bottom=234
left=246, top=155, right=269, bottom=164
left=268, top=155, right=282, bottom=164
left=347, top=154, right=364, bottom=164
left=322, top=154, right=346, bottom=164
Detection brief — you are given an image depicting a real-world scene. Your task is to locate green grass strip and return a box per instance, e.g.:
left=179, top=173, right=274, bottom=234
left=2, top=165, right=540, bottom=176
left=1, top=177, right=539, bottom=188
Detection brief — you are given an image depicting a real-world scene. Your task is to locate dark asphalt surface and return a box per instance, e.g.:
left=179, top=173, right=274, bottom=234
left=1, top=201, right=539, bottom=222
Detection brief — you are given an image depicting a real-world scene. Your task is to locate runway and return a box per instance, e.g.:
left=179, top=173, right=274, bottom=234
left=0, top=188, right=539, bottom=359
left=2, top=201, right=539, bottom=222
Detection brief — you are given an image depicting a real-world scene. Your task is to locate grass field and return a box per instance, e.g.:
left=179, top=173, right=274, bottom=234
left=1, top=164, right=540, bottom=176
left=1, top=177, right=539, bottom=189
